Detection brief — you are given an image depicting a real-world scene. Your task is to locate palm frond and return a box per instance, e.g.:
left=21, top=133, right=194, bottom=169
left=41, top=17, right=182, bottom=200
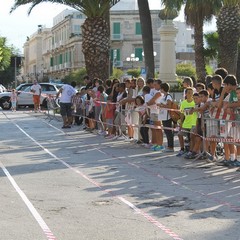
left=11, top=0, right=120, bottom=16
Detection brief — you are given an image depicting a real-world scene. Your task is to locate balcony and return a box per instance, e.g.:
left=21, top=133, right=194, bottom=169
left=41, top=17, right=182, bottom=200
left=64, top=62, right=72, bottom=68
left=111, top=34, right=123, bottom=41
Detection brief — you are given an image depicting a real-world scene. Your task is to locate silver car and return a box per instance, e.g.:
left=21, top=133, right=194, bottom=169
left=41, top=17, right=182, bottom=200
left=0, top=83, right=60, bottom=110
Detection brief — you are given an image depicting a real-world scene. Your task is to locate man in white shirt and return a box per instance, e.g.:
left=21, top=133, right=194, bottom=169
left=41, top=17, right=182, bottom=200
left=56, top=81, right=77, bottom=129
left=30, top=80, right=42, bottom=112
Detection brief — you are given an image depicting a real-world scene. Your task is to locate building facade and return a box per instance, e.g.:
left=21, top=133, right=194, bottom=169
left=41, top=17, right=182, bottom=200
left=22, top=9, right=194, bottom=82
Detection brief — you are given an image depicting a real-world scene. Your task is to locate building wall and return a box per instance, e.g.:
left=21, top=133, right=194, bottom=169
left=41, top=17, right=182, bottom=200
left=22, top=9, right=194, bottom=81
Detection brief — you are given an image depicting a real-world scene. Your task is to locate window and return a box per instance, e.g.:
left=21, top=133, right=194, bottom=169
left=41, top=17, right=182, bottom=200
left=74, top=25, right=81, bottom=35
left=50, top=57, right=53, bottom=67
left=59, top=54, right=63, bottom=64
left=111, top=49, right=121, bottom=61
left=135, top=22, right=142, bottom=35
left=135, top=48, right=143, bottom=61
left=113, top=22, right=121, bottom=40
left=75, top=14, right=83, bottom=19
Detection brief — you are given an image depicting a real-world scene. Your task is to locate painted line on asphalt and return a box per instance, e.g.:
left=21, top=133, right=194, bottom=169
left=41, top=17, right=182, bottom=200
left=11, top=118, right=184, bottom=240
left=41, top=116, right=240, bottom=212
left=0, top=162, right=57, bottom=240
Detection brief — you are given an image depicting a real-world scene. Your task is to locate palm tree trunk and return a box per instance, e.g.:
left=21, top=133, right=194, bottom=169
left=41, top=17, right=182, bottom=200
left=194, top=23, right=206, bottom=82
left=236, top=46, right=240, bottom=83
left=137, top=0, right=155, bottom=79
left=82, top=17, right=110, bottom=81
left=217, top=5, right=240, bottom=75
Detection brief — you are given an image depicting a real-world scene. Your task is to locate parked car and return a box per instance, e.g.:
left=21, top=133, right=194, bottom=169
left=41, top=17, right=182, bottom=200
left=0, top=83, right=59, bottom=110
left=0, top=84, right=7, bottom=93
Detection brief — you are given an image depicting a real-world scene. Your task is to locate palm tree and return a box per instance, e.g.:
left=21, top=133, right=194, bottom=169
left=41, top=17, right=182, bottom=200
left=137, top=0, right=155, bottom=79
left=217, top=0, right=240, bottom=75
left=11, top=0, right=120, bottom=81
left=204, top=31, right=219, bottom=63
left=161, top=0, right=221, bottom=82
left=0, top=37, right=11, bottom=71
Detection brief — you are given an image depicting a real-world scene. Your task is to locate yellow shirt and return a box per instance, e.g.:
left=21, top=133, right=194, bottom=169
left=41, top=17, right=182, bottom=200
left=180, top=99, right=197, bottom=129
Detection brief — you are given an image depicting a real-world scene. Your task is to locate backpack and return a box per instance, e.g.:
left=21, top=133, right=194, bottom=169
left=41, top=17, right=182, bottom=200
left=165, top=94, right=181, bottom=123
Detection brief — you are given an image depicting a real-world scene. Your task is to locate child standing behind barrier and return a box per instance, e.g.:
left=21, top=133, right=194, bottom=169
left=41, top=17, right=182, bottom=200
left=105, top=95, right=115, bottom=139
left=10, top=89, right=17, bottom=111
left=176, top=87, right=196, bottom=157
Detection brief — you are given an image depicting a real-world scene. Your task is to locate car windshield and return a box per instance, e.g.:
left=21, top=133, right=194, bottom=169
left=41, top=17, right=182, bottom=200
left=16, top=84, right=32, bottom=91
left=23, top=86, right=32, bottom=92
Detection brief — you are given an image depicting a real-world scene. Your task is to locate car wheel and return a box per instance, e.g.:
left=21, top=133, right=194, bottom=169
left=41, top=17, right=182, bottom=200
left=0, top=97, right=11, bottom=110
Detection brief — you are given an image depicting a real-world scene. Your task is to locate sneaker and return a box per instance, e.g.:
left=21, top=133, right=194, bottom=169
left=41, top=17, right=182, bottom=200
left=150, top=145, right=157, bottom=150
left=98, top=130, right=106, bottom=136
left=216, top=159, right=229, bottom=166
left=176, top=150, right=186, bottom=157
left=227, top=160, right=240, bottom=168
left=62, top=125, right=71, bottom=129
left=142, top=143, right=151, bottom=148
left=184, top=151, right=192, bottom=157
left=125, top=137, right=133, bottom=142
left=185, top=152, right=198, bottom=159
left=206, top=154, right=217, bottom=163
left=154, top=145, right=165, bottom=151
left=105, top=134, right=114, bottom=139
left=163, top=147, right=174, bottom=152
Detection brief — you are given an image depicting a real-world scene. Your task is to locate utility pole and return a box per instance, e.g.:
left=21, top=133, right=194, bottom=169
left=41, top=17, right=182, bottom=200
left=14, top=56, right=17, bottom=89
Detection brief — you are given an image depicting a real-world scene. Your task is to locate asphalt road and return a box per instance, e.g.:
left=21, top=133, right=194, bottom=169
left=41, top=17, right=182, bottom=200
left=0, top=110, right=239, bottom=240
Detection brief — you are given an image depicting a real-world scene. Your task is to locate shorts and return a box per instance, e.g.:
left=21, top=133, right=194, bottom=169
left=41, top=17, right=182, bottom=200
left=106, top=119, right=113, bottom=128
left=114, top=111, right=126, bottom=133
left=11, top=101, right=17, bottom=108
left=33, top=95, right=40, bottom=105
left=60, top=102, right=72, bottom=117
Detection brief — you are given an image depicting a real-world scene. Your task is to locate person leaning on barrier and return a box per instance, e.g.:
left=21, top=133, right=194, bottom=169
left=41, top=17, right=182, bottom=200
left=219, top=75, right=240, bottom=168
left=146, top=79, right=164, bottom=151
left=56, top=81, right=77, bottom=129
left=176, top=87, right=196, bottom=157
left=112, top=83, right=127, bottom=139
left=120, top=78, right=136, bottom=141
left=185, top=90, right=210, bottom=159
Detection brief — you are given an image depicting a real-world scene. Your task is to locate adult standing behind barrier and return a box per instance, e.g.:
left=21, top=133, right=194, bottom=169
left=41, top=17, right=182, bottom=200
left=56, top=81, right=77, bottom=129
left=159, top=83, right=174, bottom=152
left=30, top=80, right=41, bottom=112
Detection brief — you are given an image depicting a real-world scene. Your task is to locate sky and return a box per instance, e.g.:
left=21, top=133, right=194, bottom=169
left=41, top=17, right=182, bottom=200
left=0, top=0, right=216, bottom=53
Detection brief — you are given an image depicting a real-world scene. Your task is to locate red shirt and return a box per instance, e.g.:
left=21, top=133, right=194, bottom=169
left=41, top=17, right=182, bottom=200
left=105, top=102, right=115, bottom=119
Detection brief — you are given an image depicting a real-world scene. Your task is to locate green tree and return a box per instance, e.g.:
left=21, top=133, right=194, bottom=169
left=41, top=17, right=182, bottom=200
left=204, top=31, right=219, bottom=63
left=62, top=68, right=87, bottom=86
left=0, top=37, right=11, bottom=71
left=176, top=63, right=196, bottom=78
left=217, top=0, right=240, bottom=74
left=161, top=0, right=221, bottom=82
left=111, top=68, right=124, bottom=79
left=137, top=0, right=155, bottom=79
left=11, top=0, right=120, bottom=81
left=127, top=68, right=141, bottom=78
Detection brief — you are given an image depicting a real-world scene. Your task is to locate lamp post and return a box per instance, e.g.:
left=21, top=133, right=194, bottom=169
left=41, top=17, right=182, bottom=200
left=126, top=53, right=139, bottom=68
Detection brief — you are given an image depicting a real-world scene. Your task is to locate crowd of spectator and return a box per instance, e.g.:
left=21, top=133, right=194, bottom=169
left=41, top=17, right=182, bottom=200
left=57, top=68, right=240, bottom=173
